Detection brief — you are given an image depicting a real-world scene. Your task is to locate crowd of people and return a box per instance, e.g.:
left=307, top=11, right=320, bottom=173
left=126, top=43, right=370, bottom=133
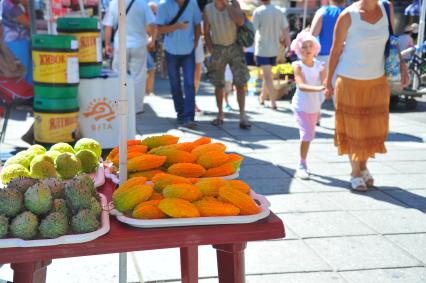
left=0, top=0, right=414, bottom=191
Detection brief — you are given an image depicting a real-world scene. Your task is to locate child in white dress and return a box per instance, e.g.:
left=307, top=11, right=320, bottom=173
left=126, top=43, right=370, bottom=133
left=290, top=32, right=326, bottom=179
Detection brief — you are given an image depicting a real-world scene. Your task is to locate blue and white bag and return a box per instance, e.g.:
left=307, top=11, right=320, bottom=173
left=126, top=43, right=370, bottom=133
left=383, top=1, right=401, bottom=84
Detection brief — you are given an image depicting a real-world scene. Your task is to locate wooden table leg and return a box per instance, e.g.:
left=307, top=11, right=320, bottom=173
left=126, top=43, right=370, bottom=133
left=11, top=260, right=52, bottom=283
left=213, top=242, right=247, bottom=283
left=180, top=246, right=198, bottom=283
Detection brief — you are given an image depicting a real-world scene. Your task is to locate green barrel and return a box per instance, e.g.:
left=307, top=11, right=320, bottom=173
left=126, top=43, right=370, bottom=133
left=34, top=97, right=79, bottom=112
left=32, top=34, right=79, bottom=99
left=57, top=18, right=102, bottom=78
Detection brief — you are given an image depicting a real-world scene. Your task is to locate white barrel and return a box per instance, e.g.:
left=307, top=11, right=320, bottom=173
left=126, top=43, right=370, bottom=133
left=78, top=72, right=136, bottom=148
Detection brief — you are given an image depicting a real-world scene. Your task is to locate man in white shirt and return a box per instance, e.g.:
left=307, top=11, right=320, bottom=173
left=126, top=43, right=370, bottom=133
left=103, top=0, right=157, bottom=114
left=252, top=0, right=290, bottom=110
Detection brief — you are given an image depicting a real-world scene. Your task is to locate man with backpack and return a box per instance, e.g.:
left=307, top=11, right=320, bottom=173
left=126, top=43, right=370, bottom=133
left=204, top=0, right=251, bottom=129
left=103, top=0, right=157, bottom=114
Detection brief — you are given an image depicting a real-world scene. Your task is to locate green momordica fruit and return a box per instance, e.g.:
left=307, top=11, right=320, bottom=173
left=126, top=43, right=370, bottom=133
left=10, top=211, right=38, bottom=240
left=71, top=209, right=99, bottom=233
left=51, top=199, right=72, bottom=219
left=90, top=196, right=102, bottom=218
left=0, top=188, right=23, bottom=218
left=0, top=214, right=9, bottom=238
left=41, top=177, right=65, bottom=199
left=64, top=177, right=93, bottom=213
left=7, top=177, right=38, bottom=194
left=24, top=182, right=53, bottom=215
left=39, top=212, right=69, bottom=239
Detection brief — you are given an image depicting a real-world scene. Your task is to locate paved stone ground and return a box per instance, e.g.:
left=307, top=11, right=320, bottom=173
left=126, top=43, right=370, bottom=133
left=1, top=78, right=426, bottom=283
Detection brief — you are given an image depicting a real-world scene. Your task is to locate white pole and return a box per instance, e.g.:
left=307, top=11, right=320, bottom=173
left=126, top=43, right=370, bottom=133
left=117, top=0, right=128, bottom=280
left=413, top=0, right=426, bottom=89
left=46, top=0, right=54, bottom=34
left=302, top=0, right=308, bottom=30
left=78, top=0, right=87, bottom=17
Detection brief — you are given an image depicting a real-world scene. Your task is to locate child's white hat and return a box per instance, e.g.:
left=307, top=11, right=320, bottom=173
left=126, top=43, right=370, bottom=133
left=290, top=31, right=321, bottom=59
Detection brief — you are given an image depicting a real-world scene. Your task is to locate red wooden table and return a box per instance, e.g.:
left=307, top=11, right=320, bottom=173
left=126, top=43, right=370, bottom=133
left=0, top=179, right=285, bottom=283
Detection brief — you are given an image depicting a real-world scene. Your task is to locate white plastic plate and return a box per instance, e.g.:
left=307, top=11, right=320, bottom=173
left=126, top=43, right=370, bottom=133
left=104, top=165, right=239, bottom=185
left=92, top=164, right=105, bottom=188
left=0, top=193, right=110, bottom=248
left=109, top=192, right=270, bottom=228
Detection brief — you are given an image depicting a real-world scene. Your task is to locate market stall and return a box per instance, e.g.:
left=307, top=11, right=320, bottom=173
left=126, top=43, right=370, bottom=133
left=0, top=134, right=286, bottom=282
left=0, top=178, right=285, bottom=283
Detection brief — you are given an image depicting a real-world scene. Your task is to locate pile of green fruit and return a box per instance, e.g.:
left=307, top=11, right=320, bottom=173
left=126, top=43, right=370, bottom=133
left=0, top=174, right=102, bottom=240
left=0, top=138, right=102, bottom=184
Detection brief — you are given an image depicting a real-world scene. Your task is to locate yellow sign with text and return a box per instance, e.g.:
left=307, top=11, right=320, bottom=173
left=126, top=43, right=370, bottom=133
left=32, top=50, right=79, bottom=84
left=34, top=111, right=79, bottom=143
left=61, top=32, right=101, bottom=63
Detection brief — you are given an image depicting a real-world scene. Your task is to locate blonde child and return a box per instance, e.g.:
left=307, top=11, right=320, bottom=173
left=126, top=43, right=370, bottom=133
left=290, top=32, right=326, bottom=179
left=224, top=64, right=233, bottom=111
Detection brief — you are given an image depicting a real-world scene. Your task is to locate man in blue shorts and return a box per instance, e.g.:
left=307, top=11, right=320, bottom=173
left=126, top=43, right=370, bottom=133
left=253, top=0, right=290, bottom=110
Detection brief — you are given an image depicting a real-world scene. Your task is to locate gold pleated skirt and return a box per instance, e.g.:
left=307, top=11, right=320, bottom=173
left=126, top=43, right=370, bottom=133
left=334, top=75, right=390, bottom=161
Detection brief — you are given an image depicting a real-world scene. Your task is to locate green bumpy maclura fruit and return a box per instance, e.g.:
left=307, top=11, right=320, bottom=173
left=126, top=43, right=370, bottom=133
left=76, top=149, right=98, bottom=173
left=27, top=144, right=46, bottom=156
left=30, top=160, right=57, bottom=180
left=0, top=164, right=30, bottom=184
left=74, top=138, right=102, bottom=159
left=55, top=153, right=81, bottom=179
left=50, top=143, right=75, bottom=154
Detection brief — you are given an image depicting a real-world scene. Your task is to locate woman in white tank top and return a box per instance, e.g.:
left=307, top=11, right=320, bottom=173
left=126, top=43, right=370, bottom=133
left=324, top=0, right=409, bottom=192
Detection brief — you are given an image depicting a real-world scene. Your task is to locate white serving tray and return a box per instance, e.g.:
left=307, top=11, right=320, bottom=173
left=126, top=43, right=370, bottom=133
left=92, top=164, right=105, bottom=188
left=109, top=191, right=270, bottom=228
left=104, top=165, right=239, bottom=185
left=0, top=193, right=110, bottom=248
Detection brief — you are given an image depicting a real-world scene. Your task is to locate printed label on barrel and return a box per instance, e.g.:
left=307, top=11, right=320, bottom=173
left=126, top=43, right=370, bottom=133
left=63, top=32, right=102, bottom=63
left=96, top=37, right=102, bottom=62
left=34, top=112, right=80, bottom=143
left=33, top=51, right=79, bottom=84
left=67, top=57, right=79, bottom=83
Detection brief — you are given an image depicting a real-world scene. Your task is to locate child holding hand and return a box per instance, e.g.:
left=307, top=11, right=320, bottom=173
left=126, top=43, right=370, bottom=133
left=290, top=32, right=326, bottom=179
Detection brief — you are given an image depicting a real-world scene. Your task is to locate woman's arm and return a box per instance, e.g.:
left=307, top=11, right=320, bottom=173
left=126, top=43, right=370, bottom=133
left=309, top=9, right=323, bottom=37
left=325, top=11, right=350, bottom=97
left=294, top=65, right=326, bottom=93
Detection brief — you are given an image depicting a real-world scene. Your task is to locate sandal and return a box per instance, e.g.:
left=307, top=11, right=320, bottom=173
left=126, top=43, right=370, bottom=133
left=239, top=120, right=252, bottom=129
left=361, top=170, right=374, bottom=187
left=211, top=117, right=224, bottom=126
left=350, top=176, right=368, bottom=192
